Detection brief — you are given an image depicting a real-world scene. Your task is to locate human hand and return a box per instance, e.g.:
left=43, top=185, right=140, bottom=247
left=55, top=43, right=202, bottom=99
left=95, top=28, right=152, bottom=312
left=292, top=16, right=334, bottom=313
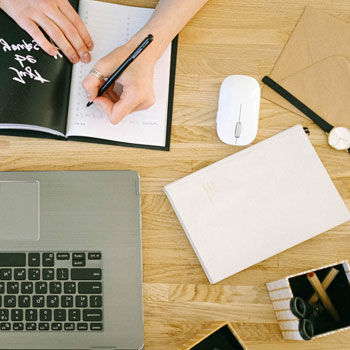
left=0, top=0, right=93, bottom=63
left=82, top=41, right=156, bottom=125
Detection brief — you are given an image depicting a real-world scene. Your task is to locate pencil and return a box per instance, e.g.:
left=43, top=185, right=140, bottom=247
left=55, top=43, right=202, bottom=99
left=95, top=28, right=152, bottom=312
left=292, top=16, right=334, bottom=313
left=308, top=268, right=339, bottom=304
left=307, top=272, right=340, bottom=322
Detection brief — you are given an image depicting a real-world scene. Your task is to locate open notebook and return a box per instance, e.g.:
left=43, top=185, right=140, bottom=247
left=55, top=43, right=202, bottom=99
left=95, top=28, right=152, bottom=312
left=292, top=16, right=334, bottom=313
left=0, top=0, right=177, bottom=150
left=164, top=125, right=350, bottom=284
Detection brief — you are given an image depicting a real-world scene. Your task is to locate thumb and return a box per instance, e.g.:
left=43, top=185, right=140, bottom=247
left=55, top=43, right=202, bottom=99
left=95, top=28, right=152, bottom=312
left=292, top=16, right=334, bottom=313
left=109, top=88, right=140, bottom=124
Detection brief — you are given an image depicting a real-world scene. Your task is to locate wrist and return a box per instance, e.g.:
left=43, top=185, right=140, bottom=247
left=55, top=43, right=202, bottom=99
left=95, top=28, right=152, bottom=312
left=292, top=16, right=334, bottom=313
left=126, top=26, right=171, bottom=64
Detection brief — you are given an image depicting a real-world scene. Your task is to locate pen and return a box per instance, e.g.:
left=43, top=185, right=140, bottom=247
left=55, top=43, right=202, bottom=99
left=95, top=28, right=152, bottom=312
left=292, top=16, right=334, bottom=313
left=86, top=34, right=154, bottom=107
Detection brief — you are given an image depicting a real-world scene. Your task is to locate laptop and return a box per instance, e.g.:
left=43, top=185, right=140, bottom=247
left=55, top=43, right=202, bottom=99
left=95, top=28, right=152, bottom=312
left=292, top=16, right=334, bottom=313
left=0, top=170, right=143, bottom=350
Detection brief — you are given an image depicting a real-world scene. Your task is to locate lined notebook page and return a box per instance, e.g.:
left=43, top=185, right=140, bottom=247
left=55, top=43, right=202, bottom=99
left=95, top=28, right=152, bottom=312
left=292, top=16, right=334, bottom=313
left=66, top=0, right=172, bottom=147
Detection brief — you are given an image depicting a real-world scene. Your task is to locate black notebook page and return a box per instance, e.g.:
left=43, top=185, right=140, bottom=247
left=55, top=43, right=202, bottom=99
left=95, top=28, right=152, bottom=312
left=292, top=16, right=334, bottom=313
left=0, top=1, right=78, bottom=135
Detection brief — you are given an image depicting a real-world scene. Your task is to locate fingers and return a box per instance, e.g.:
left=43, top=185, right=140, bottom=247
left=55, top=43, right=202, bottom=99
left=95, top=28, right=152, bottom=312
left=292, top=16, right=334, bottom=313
left=105, top=86, right=119, bottom=103
left=20, top=20, right=58, bottom=56
left=94, top=87, right=153, bottom=125
left=1, top=0, right=93, bottom=62
left=82, top=73, right=105, bottom=102
left=59, top=0, right=93, bottom=51
left=94, top=89, right=138, bottom=124
left=46, top=10, right=91, bottom=63
left=35, top=15, right=80, bottom=63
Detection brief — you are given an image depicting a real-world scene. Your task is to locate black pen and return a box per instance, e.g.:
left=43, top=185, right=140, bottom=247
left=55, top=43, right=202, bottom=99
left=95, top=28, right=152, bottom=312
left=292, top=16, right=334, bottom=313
left=86, top=34, right=154, bottom=107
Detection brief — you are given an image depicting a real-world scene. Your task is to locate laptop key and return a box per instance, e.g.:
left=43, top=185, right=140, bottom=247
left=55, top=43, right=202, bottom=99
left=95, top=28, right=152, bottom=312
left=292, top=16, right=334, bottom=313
left=14, top=269, right=26, bottom=280
left=25, top=309, right=37, bottom=321
left=28, top=269, right=40, bottom=280
left=42, top=253, right=54, bottom=267
left=7, top=282, right=19, bottom=294
left=4, top=295, right=16, bottom=307
left=39, top=322, right=50, bottom=331
left=78, top=282, right=102, bottom=294
left=71, top=268, right=102, bottom=280
left=73, top=260, right=85, bottom=267
left=33, top=295, right=45, bottom=307
left=57, top=269, right=69, bottom=280
left=51, top=322, right=62, bottom=331
left=21, top=282, right=33, bottom=294
left=0, top=269, right=12, bottom=280
left=26, top=322, right=36, bottom=331
left=35, top=282, right=48, bottom=294
left=28, top=253, right=40, bottom=267
left=88, top=252, right=101, bottom=260
left=0, top=282, right=4, bottom=293
left=64, top=282, right=76, bottom=294
left=61, top=295, right=73, bottom=307
left=54, top=309, right=66, bottom=321
left=57, top=253, right=70, bottom=260
left=77, top=323, right=88, bottom=331
left=0, top=309, right=9, bottom=321
left=49, top=282, right=62, bottom=294
left=13, top=322, right=24, bottom=330
left=83, top=309, right=102, bottom=321
left=90, top=323, right=103, bottom=331
left=47, top=295, right=59, bottom=307
left=76, top=295, right=88, bottom=307
left=64, top=322, right=75, bottom=331
left=68, top=309, right=80, bottom=321
left=72, top=253, right=85, bottom=260
left=43, top=269, right=55, bottom=280
left=90, top=295, right=102, bottom=307
left=18, top=296, right=30, bottom=307
left=40, top=309, right=52, bottom=321
left=0, top=322, right=11, bottom=330
left=0, top=253, right=26, bottom=267
left=11, top=309, right=23, bottom=321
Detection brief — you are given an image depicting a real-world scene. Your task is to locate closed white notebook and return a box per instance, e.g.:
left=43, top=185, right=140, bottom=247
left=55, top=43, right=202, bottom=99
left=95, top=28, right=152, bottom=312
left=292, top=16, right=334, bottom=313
left=163, top=125, right=350, bottom=284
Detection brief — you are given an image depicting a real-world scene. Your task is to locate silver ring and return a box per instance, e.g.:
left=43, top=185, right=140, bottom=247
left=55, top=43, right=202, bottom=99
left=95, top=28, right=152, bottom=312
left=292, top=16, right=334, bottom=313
left=89, top=68, right=104, bottom=82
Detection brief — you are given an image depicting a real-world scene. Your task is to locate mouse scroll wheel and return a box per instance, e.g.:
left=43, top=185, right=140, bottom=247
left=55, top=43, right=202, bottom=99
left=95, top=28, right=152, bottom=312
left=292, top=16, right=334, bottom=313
left=235, top=122, right=242, bottom=138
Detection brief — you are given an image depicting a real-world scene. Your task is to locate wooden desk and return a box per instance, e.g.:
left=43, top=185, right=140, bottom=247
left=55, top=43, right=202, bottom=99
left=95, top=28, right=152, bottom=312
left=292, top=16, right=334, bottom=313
left=1, top=0, right=350, bottom=348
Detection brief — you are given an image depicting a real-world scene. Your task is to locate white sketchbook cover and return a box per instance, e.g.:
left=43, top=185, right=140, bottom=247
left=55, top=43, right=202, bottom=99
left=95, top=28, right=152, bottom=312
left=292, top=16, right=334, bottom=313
left=163, top=125, right=350, bottom=284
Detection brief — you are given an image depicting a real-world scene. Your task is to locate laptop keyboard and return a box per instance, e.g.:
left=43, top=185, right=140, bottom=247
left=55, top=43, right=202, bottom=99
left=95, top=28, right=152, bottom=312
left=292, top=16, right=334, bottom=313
left=0, top=252, right=103, bottom=331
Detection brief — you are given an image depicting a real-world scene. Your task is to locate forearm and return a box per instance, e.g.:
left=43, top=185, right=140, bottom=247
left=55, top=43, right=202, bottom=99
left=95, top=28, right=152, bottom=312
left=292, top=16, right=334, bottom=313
left=128, top=0, right=208, bottom=62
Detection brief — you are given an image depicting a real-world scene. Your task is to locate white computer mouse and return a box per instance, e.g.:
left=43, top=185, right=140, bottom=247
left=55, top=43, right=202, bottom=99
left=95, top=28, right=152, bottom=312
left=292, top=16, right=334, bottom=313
left=216, top=75, right=260, bottom=146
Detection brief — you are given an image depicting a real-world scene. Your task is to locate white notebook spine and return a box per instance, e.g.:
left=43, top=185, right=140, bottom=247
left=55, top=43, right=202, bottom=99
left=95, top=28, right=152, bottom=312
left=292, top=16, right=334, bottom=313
left=163, top=187, right=215, bottom=284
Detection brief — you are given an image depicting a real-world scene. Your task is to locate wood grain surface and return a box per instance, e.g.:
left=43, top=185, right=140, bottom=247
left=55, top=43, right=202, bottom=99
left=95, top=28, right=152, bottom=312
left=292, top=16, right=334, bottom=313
left=1, top=0, right=350, bottom=349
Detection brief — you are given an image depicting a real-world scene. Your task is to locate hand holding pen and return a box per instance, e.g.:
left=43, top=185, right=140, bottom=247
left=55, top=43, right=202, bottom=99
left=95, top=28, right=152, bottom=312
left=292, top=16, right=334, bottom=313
left=82, top=34, right=155, bottom=124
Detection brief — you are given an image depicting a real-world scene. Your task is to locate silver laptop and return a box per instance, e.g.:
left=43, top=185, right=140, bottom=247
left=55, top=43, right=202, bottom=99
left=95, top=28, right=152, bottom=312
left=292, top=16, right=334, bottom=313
left=0, top=170, right=143, bottom=350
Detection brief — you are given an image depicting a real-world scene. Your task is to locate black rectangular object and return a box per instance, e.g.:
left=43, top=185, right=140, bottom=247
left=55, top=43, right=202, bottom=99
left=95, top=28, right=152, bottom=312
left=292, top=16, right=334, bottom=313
left=192, top=325, right=244, bottom=350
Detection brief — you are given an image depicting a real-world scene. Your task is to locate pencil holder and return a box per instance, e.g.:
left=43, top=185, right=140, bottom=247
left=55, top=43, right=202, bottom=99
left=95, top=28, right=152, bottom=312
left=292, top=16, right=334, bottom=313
left=266, top=261, right=350, bottom=341
left=179, top=322, right=247, bottom=350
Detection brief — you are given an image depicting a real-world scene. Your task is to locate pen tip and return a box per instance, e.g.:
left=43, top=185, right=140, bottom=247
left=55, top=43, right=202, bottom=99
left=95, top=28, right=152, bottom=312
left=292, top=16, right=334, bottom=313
left=86, top=101, right=93, bottom=107
left=148, top=34, right=154, bottom=42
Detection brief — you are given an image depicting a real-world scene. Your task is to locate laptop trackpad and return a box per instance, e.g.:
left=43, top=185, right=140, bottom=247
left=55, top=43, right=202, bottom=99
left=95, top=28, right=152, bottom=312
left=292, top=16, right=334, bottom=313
left=0, top=181, right=39, bottom=241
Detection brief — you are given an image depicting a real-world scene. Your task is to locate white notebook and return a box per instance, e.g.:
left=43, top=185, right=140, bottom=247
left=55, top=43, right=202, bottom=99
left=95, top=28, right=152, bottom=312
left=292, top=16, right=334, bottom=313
left=163, top=125, right=350, bottom=284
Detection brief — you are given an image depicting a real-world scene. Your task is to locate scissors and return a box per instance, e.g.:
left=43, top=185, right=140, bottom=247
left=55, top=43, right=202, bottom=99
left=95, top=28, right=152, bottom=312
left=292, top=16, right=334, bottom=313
left=290, top=297, right=325, bottom=340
